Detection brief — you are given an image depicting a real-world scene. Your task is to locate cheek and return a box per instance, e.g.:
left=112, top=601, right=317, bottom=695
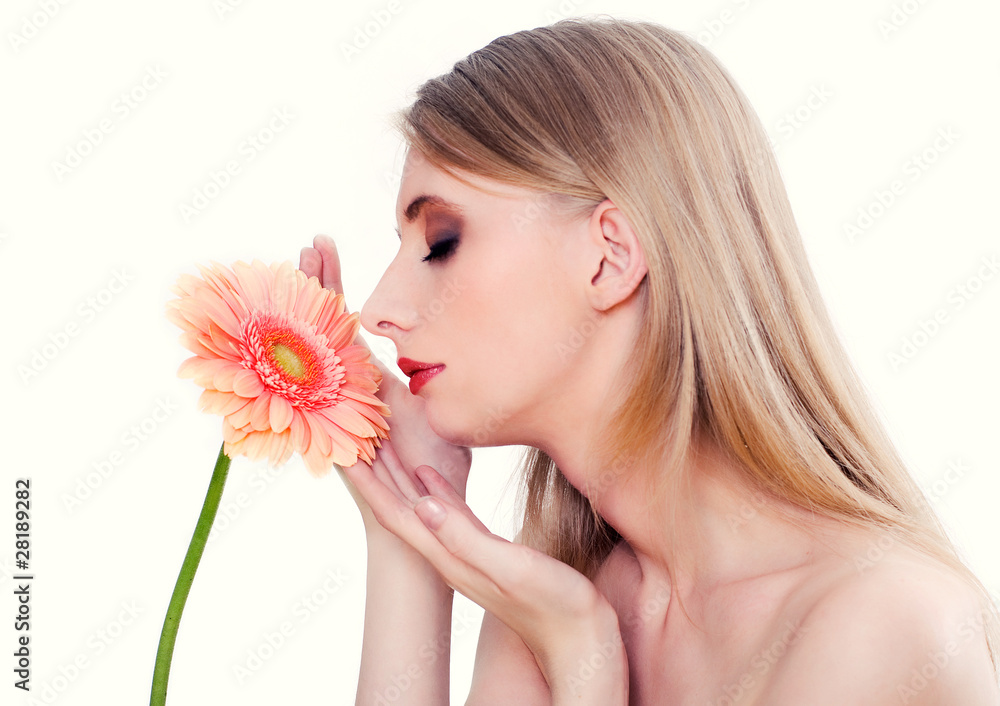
left=424, top=239, right=578, bottom=442
left=455, top=267, right=573, bottom=397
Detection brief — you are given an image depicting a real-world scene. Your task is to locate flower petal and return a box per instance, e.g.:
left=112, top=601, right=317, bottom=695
left=313, top=294, right=348, bottom=340
left=243, top=430, right=271, bottom=460
left=232, top=369, right=265, bottom=397
left=271, top=261, right=298, bottom=314
left=225, top=398, right=255, bottom=431
left=232, top=260, right=271, bottom=310
left=304, top=412, right=332, bottom=456
left=208, top=323, right=241, bottom=360
left=302, top=442, right=329, bottom=477
left=327, top=425, right=362, bottom=467
left=178, top=357, right=225, bottom=385
left=322, top=312, right=361, bottom=351
left=269, top=395, right=294, bottom=433
left=318, top=403, right=376, bottom=438
left=293, top=280, right=327, bottom=324
left=178, top=332, right=222, bottom=359
left=212, top=363, right=242, bottom=392
left=222, top=416, right=248, bottom=444
left=267, top=429, right=293, bottom=465
left=198, top=390, right=247, bottom=416
left=250, top=393, right=272, bottom=431
left=341, top=397, right=391, bottom=435
left=289, top=410, right=310, bottom=453
left=191, top=288, right=245, bottom=340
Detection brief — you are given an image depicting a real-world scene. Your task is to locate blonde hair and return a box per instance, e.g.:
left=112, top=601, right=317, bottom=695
left=391, top=16, right=998, bottom=671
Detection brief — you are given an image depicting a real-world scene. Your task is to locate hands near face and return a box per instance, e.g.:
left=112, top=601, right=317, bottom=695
left=300, top=234, right=627, bottom=703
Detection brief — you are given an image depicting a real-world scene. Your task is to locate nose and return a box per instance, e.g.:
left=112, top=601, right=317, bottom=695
left=359, top=257, right=417, bottom=343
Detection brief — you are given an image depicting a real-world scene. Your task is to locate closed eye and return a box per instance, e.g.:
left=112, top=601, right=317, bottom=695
left=421, top=236, right=458, bottom=263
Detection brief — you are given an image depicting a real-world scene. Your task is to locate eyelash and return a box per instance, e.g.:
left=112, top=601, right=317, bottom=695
left=421, top=236, right=458, bottom=263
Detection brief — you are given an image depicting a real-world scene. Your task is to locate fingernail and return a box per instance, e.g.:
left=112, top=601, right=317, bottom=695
left=415, top=498, right=446, bottom=530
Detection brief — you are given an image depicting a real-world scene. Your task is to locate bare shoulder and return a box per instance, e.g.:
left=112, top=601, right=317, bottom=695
left=761, top=541, right=999, bottom=705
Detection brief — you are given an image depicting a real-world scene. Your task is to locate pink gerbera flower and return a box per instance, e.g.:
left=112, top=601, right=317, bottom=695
left=165, top=259, right=390, bottom=474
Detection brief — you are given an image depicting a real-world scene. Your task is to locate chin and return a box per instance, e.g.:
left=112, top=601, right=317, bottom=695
left=424, top=398, right=510, bottom=448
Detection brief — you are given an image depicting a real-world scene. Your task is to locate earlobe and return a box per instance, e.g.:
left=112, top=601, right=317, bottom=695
left=588, top=200, right=648, bottom=311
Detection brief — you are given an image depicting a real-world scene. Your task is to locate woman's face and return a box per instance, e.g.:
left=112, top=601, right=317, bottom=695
left=360, top=150, right=599, bottom=448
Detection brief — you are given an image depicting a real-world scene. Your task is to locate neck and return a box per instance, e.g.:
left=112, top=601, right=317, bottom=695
left=543, top=427, right=828, bottom=604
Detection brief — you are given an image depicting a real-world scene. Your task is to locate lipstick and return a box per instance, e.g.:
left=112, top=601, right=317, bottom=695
left=397, top=357, right=445, bottom=395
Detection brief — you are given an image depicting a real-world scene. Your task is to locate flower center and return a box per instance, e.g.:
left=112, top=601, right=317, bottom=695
left=240, top=310, right=345, bottom=410
left=271, top=342, right=305, bottom=379
left=263, top=329, right=315, bottom=383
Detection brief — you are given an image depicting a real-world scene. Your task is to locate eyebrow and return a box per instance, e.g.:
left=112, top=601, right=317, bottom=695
left=395, top=195, right=463, bottom=238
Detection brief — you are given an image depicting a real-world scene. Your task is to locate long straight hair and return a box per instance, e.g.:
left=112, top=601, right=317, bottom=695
left=391, top=16, right=998, bottom=671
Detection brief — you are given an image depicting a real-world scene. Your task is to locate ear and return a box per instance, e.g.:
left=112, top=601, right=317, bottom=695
left=586, top=199, right=648, bottom=311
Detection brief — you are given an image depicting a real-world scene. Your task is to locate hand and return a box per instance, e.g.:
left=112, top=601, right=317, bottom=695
left=299, top=234, right=473, bottom=527
left=341, top=456, right=629, bottom=704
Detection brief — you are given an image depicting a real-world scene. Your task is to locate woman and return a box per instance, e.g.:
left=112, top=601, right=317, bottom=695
left=300, top=17, right=999, bottom=705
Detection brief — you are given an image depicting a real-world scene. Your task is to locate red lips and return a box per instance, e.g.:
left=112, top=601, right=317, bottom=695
left=397, top=357, right=445, bottom=394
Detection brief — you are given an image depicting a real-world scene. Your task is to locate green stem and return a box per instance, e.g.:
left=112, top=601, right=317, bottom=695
left=150, top=443, right=231, bottom=706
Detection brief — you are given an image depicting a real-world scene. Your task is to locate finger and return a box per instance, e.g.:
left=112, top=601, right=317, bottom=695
left=313, top=234, right=344, bottom=295
left=299, top=246, right=321, bottom=280
left=358, top=445, right=418, bottom=508
left=415, top=465, right=487, bottom=532
left=414, top=499, right=582, bottom=619
left=377, top=439, right=429, bottom=503
left=342, top=462, right=453, bottom=559
left=344, top=464, right=510, bottom=604
left=412, top=498, right=538, bottom=611
left=413, top=498, right=517, bottom=572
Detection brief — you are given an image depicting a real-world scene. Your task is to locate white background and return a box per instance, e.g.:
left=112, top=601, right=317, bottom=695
left=2, top=0, right=998, bottom=704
